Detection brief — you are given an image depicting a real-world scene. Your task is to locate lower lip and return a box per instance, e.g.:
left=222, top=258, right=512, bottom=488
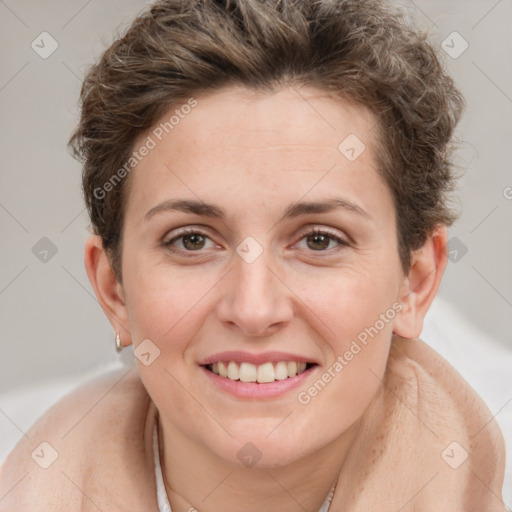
left=200, top=365, right=317, bottom=399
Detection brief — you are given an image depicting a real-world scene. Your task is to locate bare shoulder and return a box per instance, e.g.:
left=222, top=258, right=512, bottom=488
left=0, top=367, right=157, bottom=511
left=384, top=337, right=506, bottom=508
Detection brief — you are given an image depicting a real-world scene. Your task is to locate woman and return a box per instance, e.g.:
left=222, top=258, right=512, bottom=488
left=0, top=0, right=506, bottom=510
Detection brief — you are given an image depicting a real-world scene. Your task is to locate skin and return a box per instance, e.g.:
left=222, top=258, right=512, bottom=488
left=0, top=86, right=505, bottom=511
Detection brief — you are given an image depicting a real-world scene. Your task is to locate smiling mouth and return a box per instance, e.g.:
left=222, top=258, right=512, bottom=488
left=203, top=361, right=316, bottom=384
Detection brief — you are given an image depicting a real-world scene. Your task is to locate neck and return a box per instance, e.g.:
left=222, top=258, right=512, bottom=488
left=157, top=415, right=361, bottom=512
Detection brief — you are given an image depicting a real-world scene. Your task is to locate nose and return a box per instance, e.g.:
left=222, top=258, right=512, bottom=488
left=216, top=248, right=294, bottom=338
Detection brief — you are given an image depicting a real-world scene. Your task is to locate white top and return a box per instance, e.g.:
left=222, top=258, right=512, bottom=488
left=153, top=419, right=172, bottom=512
left=153, top=420, right=336, bottom=512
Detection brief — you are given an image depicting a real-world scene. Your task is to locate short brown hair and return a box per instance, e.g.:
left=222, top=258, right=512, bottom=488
left=68, top=0, right=465, bottom=281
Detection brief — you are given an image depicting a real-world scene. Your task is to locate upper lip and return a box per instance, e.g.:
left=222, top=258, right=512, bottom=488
left=198, top=351, right=318, bottom=366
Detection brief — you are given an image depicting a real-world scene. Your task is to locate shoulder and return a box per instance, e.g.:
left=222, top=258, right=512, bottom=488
left=388, top=337, right=505, bottom=446
left=384, top=337, right=506, bottom=508
left=0, top=367, right=157, bottom=511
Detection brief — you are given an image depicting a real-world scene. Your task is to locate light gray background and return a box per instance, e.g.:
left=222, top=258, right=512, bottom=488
left=0, top=0, right=511, bottom=393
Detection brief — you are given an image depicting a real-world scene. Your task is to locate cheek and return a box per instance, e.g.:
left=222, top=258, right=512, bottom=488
left=293, top=268, right=397, bottom=417
left=293, top=262, right=399, bottom=342
left=123, top=256, right=213, bottom=342
left=121, top=263, right=212, bottom=409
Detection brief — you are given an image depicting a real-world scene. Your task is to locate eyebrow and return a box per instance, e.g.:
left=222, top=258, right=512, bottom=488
left=144, top=197, right=369, bottom=222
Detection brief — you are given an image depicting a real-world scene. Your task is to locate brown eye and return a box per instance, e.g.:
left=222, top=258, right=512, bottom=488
left=181, top=233, right=206, bottom=250
left=295, top=228, right=349, bottom=253
left=306, top=232, right=331, bottom=251
left=163, top=229, right=216, bottom=255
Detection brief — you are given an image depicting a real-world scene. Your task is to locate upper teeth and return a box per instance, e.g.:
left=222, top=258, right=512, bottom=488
left=210, top=361, right=308, bottom=383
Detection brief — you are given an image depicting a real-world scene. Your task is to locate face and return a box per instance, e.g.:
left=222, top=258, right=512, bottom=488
left=118, top=85, right=406, bottom=467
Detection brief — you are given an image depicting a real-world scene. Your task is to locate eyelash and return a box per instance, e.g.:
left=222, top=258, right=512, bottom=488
left=162, top=227, right=349, bottom=258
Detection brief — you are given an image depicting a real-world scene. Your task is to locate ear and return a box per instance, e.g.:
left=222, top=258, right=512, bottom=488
left=393, top=226, right=448, bottom=339
left=84, top=235, right=131, bottom=348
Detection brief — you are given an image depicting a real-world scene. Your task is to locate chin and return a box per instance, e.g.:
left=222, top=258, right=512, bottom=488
left=208, top=425, right=321, bottom=469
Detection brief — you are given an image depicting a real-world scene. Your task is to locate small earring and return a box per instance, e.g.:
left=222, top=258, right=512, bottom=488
left=115, top=332, right=123, bottom=352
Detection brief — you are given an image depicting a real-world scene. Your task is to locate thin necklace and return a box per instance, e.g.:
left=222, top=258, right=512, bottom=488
left=154, top=420, right=338, bottom=512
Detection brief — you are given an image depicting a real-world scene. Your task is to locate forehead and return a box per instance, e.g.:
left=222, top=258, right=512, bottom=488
left=159, top=85, right=377, bottom=164
left=125, top=85, right=389, bottom=221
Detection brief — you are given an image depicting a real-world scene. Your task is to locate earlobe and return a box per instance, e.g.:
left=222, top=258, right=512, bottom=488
left=393, top=226, right=448, bottom=339
left=84, top=235, right=131, bottom=345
